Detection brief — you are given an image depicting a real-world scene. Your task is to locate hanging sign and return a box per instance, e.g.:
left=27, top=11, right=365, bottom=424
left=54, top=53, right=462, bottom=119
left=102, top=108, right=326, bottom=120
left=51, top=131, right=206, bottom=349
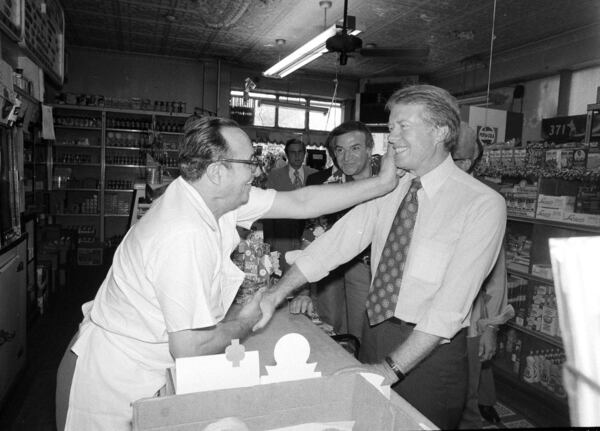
left=541, top=115, right=586, bottom=142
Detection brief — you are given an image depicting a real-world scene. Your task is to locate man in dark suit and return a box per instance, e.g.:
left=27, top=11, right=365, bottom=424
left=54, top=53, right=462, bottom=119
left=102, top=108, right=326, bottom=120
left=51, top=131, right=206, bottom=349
left=263, top=138, right=317, bottom=272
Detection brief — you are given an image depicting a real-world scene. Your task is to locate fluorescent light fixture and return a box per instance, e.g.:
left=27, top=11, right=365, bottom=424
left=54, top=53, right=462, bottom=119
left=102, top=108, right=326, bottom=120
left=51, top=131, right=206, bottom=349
left=456, top=94, right=493, bottom=107
left=263, top=24, right=361, bottom=79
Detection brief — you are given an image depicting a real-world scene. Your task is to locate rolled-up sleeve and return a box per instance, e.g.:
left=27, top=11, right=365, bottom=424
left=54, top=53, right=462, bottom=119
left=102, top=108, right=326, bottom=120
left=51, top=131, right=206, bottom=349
left=295, top=200, right=378, bottom=282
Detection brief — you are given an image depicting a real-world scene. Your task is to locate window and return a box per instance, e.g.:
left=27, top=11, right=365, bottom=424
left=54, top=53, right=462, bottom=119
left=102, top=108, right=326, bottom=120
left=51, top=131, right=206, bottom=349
left=229, top=90, right=342, bottom=131
left=309, top=99, right=342, bottom=131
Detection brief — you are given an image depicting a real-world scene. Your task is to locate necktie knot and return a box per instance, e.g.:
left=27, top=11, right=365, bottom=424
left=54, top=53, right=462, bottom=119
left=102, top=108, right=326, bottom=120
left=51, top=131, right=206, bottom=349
left=411, top=178, right=422, bottom=191
left=293, top=169, right=302, bottom=188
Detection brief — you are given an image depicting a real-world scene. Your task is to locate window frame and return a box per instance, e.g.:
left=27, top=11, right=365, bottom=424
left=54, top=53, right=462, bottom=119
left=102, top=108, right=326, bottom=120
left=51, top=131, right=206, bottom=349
left=230, top=90, right=343, bottom=132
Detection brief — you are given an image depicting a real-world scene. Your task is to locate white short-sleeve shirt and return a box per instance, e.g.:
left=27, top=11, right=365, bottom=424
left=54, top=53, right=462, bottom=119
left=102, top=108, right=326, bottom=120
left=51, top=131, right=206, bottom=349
left=90, top=176, right=276, bottom=342
left=66, top=177, right=276, bottom=431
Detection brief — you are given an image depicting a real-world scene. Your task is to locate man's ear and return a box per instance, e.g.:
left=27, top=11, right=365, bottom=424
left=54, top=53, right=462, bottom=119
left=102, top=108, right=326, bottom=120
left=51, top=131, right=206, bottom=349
left=205, top=162, right=223, bottom=185
left=433, top=125, right=450, bottom=148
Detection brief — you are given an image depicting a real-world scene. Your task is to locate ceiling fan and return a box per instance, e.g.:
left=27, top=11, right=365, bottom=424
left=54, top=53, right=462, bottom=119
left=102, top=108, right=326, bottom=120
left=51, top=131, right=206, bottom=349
left=325, top=0, right=430, bottom=66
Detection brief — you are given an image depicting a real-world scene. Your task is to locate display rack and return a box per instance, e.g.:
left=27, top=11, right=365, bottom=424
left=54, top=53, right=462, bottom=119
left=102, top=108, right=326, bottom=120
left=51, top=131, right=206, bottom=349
left=487, top=104, right=600, bottom=417
left=46, top=104, right=187, bottom=260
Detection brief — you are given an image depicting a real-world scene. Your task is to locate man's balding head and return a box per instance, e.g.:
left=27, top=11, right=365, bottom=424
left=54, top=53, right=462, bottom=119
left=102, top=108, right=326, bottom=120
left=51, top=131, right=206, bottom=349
left=452, top=122, right=483, bottom=173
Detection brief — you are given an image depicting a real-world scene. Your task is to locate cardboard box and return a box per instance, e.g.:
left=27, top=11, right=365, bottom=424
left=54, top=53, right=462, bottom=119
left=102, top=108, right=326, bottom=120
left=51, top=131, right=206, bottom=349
left=537, top=194, right=575, bottom=211
left=132, top=374, right=428, bottom=431
left=536, top=207, right=564, bottom=221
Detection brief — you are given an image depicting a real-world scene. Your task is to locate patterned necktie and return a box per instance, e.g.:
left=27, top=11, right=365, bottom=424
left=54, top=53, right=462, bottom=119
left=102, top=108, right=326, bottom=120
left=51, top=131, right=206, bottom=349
left=366, top=178, right=421, bottom=325
left=293, top=169, right=303, bottom=188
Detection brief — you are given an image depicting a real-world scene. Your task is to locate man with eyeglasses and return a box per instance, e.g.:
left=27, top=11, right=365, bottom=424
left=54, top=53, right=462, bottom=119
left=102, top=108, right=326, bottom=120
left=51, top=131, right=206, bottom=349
left=56, top=116, right=400, bottom=431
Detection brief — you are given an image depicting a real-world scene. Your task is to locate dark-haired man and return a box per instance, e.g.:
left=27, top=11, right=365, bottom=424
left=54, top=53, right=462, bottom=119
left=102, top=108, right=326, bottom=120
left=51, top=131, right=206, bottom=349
left=255, top=85, right=507, bottom=429
left=290, top=120, right=379, bottom=340
left=57, top=116, right=399, bottom=431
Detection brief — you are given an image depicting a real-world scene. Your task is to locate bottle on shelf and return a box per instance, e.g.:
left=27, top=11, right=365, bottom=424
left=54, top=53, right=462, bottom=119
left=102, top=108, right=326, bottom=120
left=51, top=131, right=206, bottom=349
left=523, top=351, right=537, bottom=383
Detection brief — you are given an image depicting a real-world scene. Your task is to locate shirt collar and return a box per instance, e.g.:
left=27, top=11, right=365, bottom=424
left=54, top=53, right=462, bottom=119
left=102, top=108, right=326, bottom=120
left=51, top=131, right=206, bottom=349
left=176, top=176, right=219, bottom=231
left=417, top=154, right=456, bottom=199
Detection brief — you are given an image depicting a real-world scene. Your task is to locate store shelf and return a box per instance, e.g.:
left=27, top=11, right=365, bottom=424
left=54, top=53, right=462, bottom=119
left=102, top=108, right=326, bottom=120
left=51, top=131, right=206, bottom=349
left=506, top=321, right=563, bottom=348
left=507, top=215, right=600, bottom=233
left=104, top=214, right=130, bottom=217
left=105, top=164, right=145, bottom=168
left=106, top=128, right=149, bottom=134
left=51, top=103, right=189, bottom=117
left=51, top=188, right=100, bottom=192
left=155, top=131, right=183, bottom=136
left=493, top=365, right=568, bottom=407
left=104, top=189, right=134, bottom=193
left=54, top=143, right=102, bottom=149
left=54, top=162, right=101, bottom=167
left=106, top=146, right=143, bottom=150
left=506, top=268, right=554, bottom=285
left=51, top=213, right=99, bottom=217
left=54, top=125, right=101, bottom=131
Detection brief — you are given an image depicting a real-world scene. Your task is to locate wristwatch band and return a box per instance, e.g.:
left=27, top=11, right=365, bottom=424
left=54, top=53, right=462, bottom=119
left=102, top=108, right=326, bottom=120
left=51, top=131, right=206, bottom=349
left=384, top=356, right=406, bottom=382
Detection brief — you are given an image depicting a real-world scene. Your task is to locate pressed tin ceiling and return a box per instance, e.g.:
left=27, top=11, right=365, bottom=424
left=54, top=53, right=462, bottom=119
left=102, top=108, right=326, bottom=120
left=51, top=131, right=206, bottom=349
left=61, top=0, right=600, bottom=81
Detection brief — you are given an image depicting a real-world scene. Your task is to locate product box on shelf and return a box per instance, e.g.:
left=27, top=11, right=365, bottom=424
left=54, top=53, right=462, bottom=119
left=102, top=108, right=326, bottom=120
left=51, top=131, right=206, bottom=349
left=545, top=149, right=573, bottom=170
left=562, top=211, right=600, bottom=227
left=572, top=148, right=587, bottom=169
left=586, top=145, right=600, bottom=172
left=531, top=263, right=553, bottom=280
left=536, top=194, right=575, bottom=221
left=501, top=148, right=514, bottom=170
left=77, top=244, right=103, bottom=266
left=513, top=148, right=527, bottom=169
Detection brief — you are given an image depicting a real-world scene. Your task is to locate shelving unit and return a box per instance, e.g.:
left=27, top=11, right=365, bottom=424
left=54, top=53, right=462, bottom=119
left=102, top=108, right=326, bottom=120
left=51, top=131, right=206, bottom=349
left=486, top=104, right=600, bottom=417
left=46, top=104, right=188, bottom=258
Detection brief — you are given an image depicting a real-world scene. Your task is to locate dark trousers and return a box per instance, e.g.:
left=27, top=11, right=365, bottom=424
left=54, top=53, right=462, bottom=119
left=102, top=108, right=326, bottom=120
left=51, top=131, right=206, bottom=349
left=359, top=317, right=468, bottom=429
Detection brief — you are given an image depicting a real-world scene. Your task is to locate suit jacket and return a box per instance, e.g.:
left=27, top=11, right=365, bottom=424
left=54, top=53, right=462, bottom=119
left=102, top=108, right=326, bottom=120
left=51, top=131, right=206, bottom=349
left=263, top=164, right=318, bottom=272
left=265, top=165, right=318, bottom=191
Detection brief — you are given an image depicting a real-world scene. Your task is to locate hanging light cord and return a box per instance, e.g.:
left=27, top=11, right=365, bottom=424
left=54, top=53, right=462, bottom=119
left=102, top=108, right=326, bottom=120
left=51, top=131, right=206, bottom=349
left=325, top=67, right=340, bottom=127
left=485, top=0, right=498, bottom=124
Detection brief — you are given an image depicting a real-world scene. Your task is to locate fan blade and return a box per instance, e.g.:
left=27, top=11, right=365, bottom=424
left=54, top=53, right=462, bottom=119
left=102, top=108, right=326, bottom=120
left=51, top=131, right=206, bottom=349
left=359, top=47, right=430, bottom=59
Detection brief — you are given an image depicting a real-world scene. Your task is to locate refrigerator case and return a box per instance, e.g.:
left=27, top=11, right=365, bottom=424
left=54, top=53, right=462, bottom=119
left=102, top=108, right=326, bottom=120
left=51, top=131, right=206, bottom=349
left=0, top=123, right=22, bottom=248
left=0, top=236, right=27, bottom=405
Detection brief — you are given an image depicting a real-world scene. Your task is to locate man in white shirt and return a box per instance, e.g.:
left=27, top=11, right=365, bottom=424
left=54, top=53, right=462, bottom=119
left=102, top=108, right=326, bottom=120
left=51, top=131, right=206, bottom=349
left=255, top=85, right=506, bottom=429
left=56, top=116, right=399, bottom=431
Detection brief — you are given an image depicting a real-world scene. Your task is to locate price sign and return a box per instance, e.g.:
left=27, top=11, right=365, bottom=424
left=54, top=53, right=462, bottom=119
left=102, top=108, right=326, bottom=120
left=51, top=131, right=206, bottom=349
left=541, top=115, right=586, bottom=142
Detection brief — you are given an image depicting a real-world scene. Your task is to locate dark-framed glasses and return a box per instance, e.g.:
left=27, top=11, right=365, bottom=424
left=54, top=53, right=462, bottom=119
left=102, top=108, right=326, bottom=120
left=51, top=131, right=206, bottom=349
left=217, top=155, right=264, bottom=174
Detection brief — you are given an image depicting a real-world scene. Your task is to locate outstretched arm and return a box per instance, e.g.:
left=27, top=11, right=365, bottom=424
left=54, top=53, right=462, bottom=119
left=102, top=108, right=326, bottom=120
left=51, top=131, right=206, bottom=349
left=263, top=146, right=399, bottom=220
left=253, top=264, right=309, bottom=331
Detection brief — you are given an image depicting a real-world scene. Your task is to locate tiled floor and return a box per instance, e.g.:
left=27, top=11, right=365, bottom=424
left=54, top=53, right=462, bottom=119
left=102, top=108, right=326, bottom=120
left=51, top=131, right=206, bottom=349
left=0, top=264, right=569, bottom=430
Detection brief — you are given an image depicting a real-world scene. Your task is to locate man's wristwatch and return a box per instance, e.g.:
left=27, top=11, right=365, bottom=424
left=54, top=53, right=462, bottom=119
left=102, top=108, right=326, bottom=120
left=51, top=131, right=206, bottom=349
left=384, top=356, right=406, bottom=382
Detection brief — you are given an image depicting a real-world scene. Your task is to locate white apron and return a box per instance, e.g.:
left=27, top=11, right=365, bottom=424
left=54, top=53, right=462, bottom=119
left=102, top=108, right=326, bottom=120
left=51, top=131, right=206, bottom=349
left=65, top=308, right=173, bottom=431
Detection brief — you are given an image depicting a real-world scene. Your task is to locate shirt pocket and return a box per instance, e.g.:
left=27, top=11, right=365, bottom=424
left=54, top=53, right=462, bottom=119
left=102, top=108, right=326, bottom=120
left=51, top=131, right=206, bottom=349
left=405, top=238, right=454, bottom=286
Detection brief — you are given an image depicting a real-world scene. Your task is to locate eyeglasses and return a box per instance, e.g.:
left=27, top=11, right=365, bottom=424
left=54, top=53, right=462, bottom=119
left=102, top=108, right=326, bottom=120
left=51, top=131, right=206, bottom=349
left=216, top=155, right=265, bottom=174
